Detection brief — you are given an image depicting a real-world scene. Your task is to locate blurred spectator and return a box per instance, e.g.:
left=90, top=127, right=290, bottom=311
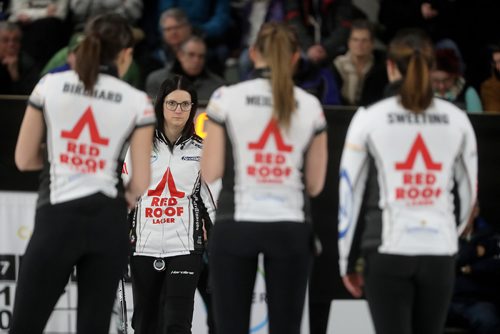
left=8, top=0, right=69, bottom=68
left=145, top=35, right=225, bottom=101
left=333, top=19, right=388, bottom=106
left=431, top=48, right=483, bottom=113
left=235, top=0, right=285, bottom=80
left=69, top=0, right=143, bottom=31
left=0, top=21, right=38, bottom=94
left=480, top=44, right=500, bottom=112
left=159, top=0, right=231, bottom=76
left=159, top=0, right=230, bottom=43
left=285, top=0, right=352, bottom=66
left=135, top=7, right=192, bottom=89
left=294, top=57, right=341, bottom=105
left=447, top=203, right=500, bottom=334
left=154, top=8, right=192, bottom=71
left=40, top=32, right=141, bottom=88
left=40, top=32, right=83, bottom=74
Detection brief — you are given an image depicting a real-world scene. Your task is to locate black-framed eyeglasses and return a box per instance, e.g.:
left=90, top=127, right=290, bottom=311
left=164, top=100, right=193, bottom=112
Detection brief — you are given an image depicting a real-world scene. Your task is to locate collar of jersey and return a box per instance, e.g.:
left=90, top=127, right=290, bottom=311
left=252, top=67, right=271, bottom=79
left=156, top=130, right=193, bottom=151
left=99, top=64, right=119, bottom=78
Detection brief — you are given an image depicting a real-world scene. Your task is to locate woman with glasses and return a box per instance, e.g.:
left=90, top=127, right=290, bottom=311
left=124, top=75, right=216, bottom=334
left=430, top=47, right=483, bottom=113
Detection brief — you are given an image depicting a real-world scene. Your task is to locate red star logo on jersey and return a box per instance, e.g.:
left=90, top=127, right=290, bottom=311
left=248, top=119, right=293, bottom=152
left=395, top=133, right=442, bottom=171
left=147, top=168, right=185, bottom=198
left=61, top=107, right=109, bottom=145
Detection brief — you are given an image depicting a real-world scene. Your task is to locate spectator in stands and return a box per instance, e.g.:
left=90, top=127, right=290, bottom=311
left=152, top=8, right=192, bottom=73
left=333, top=19, right=388, bottom=106
left=40, top=32, right=83, bottom=74
left=69, top=0, right=143, bottom=32
left=294, top=56, right=342, bottom=105
left=159, top=0, right=231, bottom=76
left=285, top=0, right=352, bottom=66
left=40, top=32, right=142, bottom=88
left=234, top=1, right=342, bottom=105
left=235, top=0, right=285, bottom=80
left=146, top=35, right=225, bottom=101
left=431, top=48, right=483, bottom=113
left=8, top=0, right=69, bottom=68
left=0, top=21, right=38, bottom=94
left=480, top=44, right=500, bottom=112
left=159, top=0, right=230, bottom=44
left=135, top=8, right=192, bottom=89
left=447, top=203, right=500, bottom=334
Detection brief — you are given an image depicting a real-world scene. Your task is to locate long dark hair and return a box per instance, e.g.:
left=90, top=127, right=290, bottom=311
left=153, top=75, right=198, bottom=149
left=387, top=29, right=435, bottom=113
left=75, top=13, right=134, bottom=91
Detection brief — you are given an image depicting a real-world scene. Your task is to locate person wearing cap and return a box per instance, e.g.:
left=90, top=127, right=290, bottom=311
left=41, top=33, right=84, bottom=75
left=41, top=32, right=141, bottom=88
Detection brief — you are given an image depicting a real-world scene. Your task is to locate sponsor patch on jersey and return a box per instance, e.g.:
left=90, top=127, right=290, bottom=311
left=212, top=88, right=223, bottom=100
left=181, top=156, right=201, bottom=161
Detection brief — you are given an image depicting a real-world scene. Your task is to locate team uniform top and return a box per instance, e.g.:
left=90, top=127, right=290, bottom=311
left=338, top=96, right=478, bottom=276
left=28, top=70, right=155, bottom=208
left=206, top=77, right=327, bottom=223
left=123, top=133, right=217, bottom=258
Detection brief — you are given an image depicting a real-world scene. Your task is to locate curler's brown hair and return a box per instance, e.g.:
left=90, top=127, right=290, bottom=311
left=388, top=29, right=435, bottom=113
left=253, top=22, right=300, bottom=128
left=75, top=13, right=134, bottom=92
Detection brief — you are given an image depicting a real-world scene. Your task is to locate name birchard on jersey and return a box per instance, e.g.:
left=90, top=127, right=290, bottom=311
left=63, top=83, right=122, bottom=103
left=388, top=112, right=449, bottom=124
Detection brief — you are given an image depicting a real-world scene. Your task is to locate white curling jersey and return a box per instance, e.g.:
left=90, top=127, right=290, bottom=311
left=29, top=70, right=155, bottom=208
left=206, top=78, right=327, bottom=223
left=123, top=134, right=217, bottom=257
left=338, top=97, right=478, bottom=275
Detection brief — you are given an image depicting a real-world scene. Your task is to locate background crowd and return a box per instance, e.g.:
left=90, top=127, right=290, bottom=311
left=1, top=0, right=500, bottom=112
left=2, top=1, right=500, bottom=334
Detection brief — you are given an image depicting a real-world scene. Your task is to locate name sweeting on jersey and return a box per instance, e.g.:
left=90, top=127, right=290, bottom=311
left=387, top=113, right=449, bottom=124
left=63, top=83, right=123, bottom=103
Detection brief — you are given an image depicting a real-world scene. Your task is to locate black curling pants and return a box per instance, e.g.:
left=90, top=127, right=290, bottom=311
left=130, top=254, right=202, bottom=334
left=209, top=221, right=313, bottom=334
left=364, top=252, right=455, bottom=334
left=10, top=193, right=130, bottom=334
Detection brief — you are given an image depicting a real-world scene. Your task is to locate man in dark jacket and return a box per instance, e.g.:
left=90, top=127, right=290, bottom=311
left=145, top=35, right=225, bottom=102
left=0, top=21, right=39, bottom=95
